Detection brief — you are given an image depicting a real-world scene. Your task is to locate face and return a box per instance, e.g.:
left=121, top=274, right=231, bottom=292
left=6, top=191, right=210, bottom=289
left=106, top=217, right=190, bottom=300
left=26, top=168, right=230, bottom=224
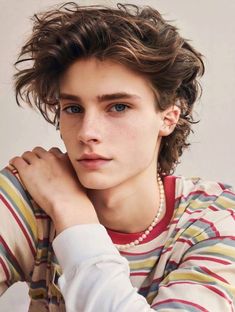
left=59, top=58, right=164, bottom=190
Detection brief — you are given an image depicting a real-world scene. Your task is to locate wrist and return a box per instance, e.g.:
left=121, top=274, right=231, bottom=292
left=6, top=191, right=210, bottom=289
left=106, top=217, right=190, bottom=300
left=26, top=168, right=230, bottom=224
left=50, top=197, right=100, bottom=235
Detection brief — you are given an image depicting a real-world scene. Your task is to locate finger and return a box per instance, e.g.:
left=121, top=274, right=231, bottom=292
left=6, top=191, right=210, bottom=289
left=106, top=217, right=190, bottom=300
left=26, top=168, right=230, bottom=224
left=21, top=151, right=39, bottom=164
left=9, top=156, right=28, bottom=171
left=48, top=147, right=64, bottom=158
left=32, top=146, right=47, bottom=158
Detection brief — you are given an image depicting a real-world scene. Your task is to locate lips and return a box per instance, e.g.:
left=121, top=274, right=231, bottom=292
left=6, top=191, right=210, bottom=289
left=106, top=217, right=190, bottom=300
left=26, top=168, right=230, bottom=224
left=78, top=153, right=112, bottom=169
left=79, top=153, right=110, bottom=161
left=78, top=158, right=111, bottom=170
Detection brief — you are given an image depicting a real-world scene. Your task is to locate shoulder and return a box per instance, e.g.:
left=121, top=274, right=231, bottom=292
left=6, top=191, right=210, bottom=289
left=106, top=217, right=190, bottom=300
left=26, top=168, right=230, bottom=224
left=174, top=175, right=235, bottom=208
left=170, top=175, right=235, bottom=238
left=1, top=164, right=29, bottom=198
left=0, top=165, right=37, bottom=213
left=0, top=164, right=48, bottom=225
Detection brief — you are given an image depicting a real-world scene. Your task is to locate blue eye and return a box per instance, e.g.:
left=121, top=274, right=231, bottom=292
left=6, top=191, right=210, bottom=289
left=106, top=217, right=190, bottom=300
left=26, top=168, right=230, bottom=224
left=64, top=106, right=82, bottom=114
left=110, top=104, right=128, bottom=112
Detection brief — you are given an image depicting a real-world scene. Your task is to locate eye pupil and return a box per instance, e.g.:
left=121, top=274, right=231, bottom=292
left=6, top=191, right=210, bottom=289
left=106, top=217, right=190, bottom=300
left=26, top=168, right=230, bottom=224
left=115, top=104, right=125, bottom=111
left=71, top=106, right=80, bottom=113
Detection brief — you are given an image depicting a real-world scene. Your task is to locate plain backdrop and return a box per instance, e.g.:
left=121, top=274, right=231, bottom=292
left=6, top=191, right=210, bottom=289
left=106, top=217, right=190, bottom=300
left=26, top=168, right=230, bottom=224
left=0, top=0, right=235, bottom=311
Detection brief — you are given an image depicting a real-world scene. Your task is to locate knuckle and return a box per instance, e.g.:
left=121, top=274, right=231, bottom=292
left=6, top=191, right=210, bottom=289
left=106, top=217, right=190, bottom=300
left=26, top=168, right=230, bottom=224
left=32, top=146, right=44, bottom=152
left=9, top=156, right=26, bottom=168
left=10, top=156, right=19, bottom=164
left=21, top=151, right=31, bottom=157
left=48, top=147, right=64, bottom=158
left=49, top=147, right=62, bottom=153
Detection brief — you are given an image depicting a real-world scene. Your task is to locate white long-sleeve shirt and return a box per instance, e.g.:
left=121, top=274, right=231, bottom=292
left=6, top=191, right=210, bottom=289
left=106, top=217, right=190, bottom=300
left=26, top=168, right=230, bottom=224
left=53, top=224, right=155, bottom=312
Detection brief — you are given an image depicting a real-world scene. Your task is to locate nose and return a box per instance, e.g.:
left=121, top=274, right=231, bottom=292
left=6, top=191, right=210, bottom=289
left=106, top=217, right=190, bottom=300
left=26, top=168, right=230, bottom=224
left=77, top=111, right=102, bottom=145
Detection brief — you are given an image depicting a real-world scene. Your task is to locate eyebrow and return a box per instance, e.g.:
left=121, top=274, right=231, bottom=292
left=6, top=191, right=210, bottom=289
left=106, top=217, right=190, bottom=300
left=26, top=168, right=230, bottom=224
left=59, top=92, right=142, bottom=103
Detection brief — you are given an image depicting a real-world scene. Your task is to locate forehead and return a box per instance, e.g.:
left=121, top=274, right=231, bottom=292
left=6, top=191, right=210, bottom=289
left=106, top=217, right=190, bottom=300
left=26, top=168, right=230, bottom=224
left=59, top=58, right=156, bottom=100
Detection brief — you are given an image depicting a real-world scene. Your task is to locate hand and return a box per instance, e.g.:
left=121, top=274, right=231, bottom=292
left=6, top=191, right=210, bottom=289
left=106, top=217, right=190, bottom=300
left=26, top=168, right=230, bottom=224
left=9, top=147, right=99, bottom=233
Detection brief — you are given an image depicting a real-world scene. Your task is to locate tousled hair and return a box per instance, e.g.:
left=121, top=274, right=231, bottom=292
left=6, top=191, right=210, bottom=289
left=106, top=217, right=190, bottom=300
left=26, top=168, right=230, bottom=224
left=14, top=2, right=205, bottom=175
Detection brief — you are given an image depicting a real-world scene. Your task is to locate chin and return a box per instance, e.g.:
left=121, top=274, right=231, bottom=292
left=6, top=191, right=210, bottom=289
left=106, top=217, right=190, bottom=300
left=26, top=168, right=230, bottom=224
left=78, top=176, right=113, bottom=190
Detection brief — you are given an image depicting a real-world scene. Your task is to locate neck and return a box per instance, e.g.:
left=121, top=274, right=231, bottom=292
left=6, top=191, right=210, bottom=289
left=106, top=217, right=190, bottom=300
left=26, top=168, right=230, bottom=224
left=87, top=167, right=161, bottom=234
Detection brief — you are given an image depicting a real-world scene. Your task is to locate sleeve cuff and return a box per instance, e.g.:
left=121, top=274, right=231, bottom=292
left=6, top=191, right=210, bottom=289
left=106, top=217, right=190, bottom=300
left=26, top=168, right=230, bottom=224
left=52, top=223, right=120, bottom=271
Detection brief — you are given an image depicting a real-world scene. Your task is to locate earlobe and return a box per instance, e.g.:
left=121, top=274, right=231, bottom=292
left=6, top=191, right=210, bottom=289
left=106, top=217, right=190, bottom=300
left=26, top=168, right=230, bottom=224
left=159, top=104, right=181, bottom=137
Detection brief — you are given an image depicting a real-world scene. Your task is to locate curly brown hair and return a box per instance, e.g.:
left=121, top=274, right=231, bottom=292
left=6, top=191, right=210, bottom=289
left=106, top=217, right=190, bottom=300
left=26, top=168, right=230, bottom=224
left=14, top=2, right=204, bottom=175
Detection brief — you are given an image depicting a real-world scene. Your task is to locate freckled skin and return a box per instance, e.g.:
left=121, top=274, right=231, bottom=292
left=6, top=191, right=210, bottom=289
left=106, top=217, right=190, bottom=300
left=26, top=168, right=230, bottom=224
left=59, top=58, right=163, bottom=191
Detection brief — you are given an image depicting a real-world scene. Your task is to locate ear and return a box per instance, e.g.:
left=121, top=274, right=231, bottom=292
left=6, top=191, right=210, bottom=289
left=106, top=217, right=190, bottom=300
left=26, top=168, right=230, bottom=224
left=159, top=104, right=181, bottom=137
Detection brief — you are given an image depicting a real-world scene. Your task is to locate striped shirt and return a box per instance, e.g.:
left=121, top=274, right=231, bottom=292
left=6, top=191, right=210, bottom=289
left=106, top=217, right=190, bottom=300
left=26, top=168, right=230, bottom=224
left=1, top=166, right=235, bottom=311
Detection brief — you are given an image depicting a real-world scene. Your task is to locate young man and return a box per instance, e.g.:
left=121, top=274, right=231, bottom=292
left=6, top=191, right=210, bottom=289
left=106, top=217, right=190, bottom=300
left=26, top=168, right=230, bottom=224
left=1, top=2, right=235, bottom=311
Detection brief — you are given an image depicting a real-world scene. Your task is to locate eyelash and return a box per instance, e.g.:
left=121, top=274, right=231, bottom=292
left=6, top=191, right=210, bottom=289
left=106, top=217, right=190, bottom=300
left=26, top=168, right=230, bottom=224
left=62, top=103, right=130, bottom=114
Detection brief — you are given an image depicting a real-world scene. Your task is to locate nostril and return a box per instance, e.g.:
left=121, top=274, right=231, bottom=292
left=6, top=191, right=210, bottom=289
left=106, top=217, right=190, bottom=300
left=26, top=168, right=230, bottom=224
left=78, top=138, right=99, bottom=145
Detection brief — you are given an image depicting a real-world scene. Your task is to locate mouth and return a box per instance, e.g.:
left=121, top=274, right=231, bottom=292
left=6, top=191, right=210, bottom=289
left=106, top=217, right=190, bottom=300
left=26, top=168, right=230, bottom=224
left=77, top=158, right=112, bottom=170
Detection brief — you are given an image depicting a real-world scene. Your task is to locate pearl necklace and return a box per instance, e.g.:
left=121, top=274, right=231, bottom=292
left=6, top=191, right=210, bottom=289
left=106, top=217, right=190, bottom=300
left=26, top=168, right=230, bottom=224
left=115, top=173, right=165, bottom=251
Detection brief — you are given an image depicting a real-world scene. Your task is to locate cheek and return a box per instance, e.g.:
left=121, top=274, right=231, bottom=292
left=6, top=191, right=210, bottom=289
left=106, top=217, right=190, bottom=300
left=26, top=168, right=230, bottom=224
left=115, top=121, right=159, bottom=157
left=60, top=129, right=78, bottom=159
left=60, top=118, right=77, bottom=142
left=126, top=119, right=159, bottom=144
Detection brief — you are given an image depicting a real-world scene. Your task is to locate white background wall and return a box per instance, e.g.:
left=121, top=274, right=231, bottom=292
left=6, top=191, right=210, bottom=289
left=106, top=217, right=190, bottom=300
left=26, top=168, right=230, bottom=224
left=0, top=0, right=235, bottom=311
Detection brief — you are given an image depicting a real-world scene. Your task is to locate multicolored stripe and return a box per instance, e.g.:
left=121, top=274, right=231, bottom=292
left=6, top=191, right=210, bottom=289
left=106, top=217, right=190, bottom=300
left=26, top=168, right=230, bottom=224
left=1, top=167, right=235, bottom=311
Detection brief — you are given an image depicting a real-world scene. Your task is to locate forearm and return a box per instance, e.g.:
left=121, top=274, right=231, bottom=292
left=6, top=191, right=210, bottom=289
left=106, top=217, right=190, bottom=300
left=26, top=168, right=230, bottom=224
left=53, top=224, right=155, bottom=312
